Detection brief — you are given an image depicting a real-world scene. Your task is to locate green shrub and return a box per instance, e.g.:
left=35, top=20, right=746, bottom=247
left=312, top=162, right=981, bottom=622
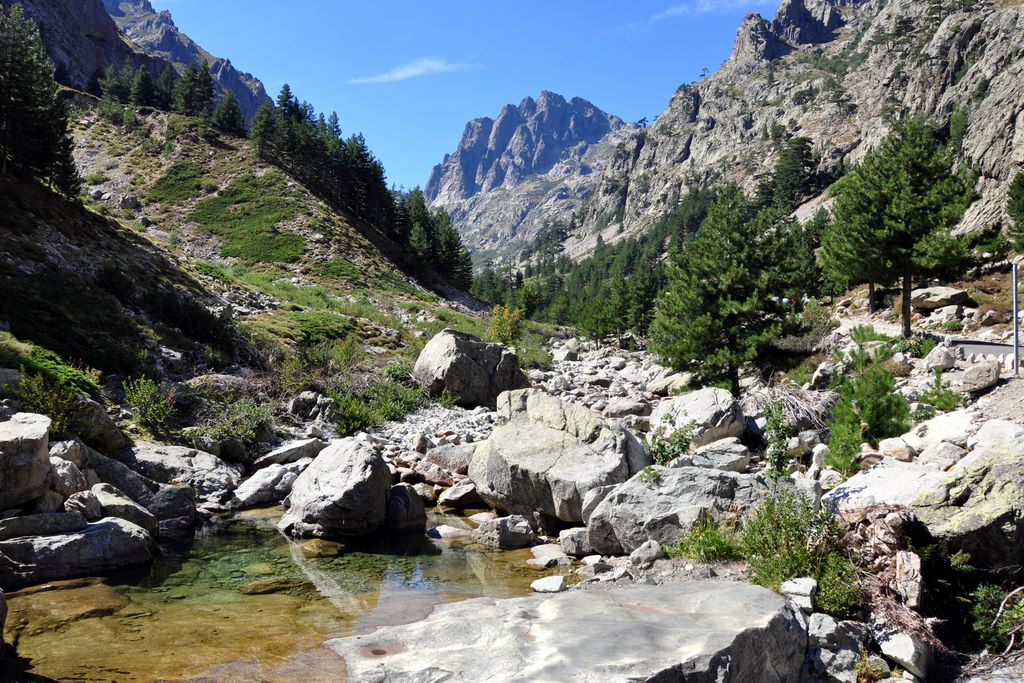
left=329, top=380, right=429, bottom=436
left=971, top=584, right=1024, bottom=653
left=331, top=391, right=380, bottom=435
left=13, top=371, right=83, bottom=436
left=0, top=332, right=102, bottom=399
left=764, top=400, right=793, bottom=478
left=637, top=466, right=662, bottom=485
left=663, top=513, right=741, bottom=563
left=942, top=319, right=964, bottom=332
left=920, top=369, right=960, bottom=412
left=850, top=325, right=893, bottom=344
left=148, top=160, right=206, bottom=204
left=193, top=398, right=275, bottom=446
left=85, top=173, right=110, bottom=185
left=383, top=361, right=413, bottom=383
left=740, top=488, right=861, bottom=617
left=123, top=376, right=176, bottom=434
left=516, top=336, right=553, bottom=370
left=650, top=416, right=698, bottom=466
left=890, top=336, right=937, bottom=359
left=487, top=305, right=523, bottom=346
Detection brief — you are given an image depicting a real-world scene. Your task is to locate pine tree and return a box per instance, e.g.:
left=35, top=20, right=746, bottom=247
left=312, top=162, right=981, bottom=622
left=212, top=90, right=246, bottom=135
left=1008, top=171, right=1024, bottom=250
left=130, top=66, right=155, bottom=106
left=50, top=126, right=81, bottom=199
left=650, top=186, right=803, bottom=395
left=155, top=65, right=176, bottom=110
left=173, top=61, right=215, bottom=116
left=770, top=136, right=817, bottom=209
left=249, top=101, right=276, bottom=157
left=820, top=118, right=973, bottom=337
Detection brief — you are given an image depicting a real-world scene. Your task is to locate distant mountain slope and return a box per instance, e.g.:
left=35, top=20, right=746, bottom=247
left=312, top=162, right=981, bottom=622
left=2, top=0, right=166, bottom=90
left=432, top=0, right=1024, bottom=261
left=101, top=0, right=270, bottom=121
left=425, top=91, right=635, bottom=254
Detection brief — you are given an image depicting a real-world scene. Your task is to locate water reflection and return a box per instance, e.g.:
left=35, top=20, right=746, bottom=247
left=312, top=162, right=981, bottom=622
left=3, top=508, right=552, bottom=681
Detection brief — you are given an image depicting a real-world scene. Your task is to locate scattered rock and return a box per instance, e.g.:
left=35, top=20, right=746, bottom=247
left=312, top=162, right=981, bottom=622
left=686, top=437, right=751, bottom=472
left=628, top=539, right=665, bottom=567
left=124, top=442, right=243, bottom=504
left=802, top=613, right=869, bottom=683
left=437, top=480, right=483, bottom=508
left=63, top=490, right=103, bottom=521
left=48, top=456, right=88, bottom=498
left=647, top=387, right=745, bottom=449
left=910, top=286, right=969, bottom=310
left=875, top=628, right=931, bottom=679
left=923, top=345, right=956, bottom=372
left=961, top=360, right=1000, bottom=394
left=231, top=460, right=309, bottom=509
left=530, top=575, right=566, bottom=593
left=73, top=395, right=131, bottom=454
left=558, top=527, right=593, bottom=557
left=780, top=577, right=817, bottom=614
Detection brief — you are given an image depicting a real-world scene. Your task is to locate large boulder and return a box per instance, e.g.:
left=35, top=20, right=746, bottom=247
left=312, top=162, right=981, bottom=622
left=73, top=395, right=130, bottom=454
left=648, top=387, right=745, bottom=449
left=0, top=511, right=87, bottom=541
left=910, top=286, right=970, bottom=310
left=471, top=514, right=537, bottom=549
left=469, top=390, right=649, bottom=524
left=587, top=466, right=771, bottom=555
left=412, top=329, right=529, bottom=408
left=385, top=483, right=427, bottom=533
left=252, top=438, right=327, bottom=470
left=91, top=483, right=157, bottom=534
left=327, top=582, right=807, bottom=681
left=122, top=442, right=243, bottom=505
left=961, top=360, right=1000, bottom=394
left=278, top=438, right=390, bottom=538
left=824, top=420, right=1024, bottom=569
left=0, top=517, right=155, bottom=589
left=0, top=412, right=52, bottom=509
left=48, top=456, right=88, bottom=498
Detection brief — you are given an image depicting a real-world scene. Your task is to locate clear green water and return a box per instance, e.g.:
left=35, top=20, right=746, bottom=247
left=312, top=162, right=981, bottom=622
left=4, top=508, right=554, bottom=682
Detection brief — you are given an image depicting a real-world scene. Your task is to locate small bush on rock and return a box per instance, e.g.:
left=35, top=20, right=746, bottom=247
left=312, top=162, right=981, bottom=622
left=650, top=416, right=697, bottom=466
left=919, top=369, right=960, bottom=412
left=487, top=305, right=523, bottom=346
left=663, top=512, right=741, bottom=563
left=14, top=371, right=82, bottom=436
left=123, top=376, right=176, bottom=434
left=741, top=488, right=861, bottom=617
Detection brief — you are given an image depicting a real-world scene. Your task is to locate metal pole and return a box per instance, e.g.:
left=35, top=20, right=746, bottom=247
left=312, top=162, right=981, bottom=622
left=1014, top=262, right=1020, bottom=376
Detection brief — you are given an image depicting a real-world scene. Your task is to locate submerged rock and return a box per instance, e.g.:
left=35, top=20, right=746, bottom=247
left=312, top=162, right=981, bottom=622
left=327, top=582, right=806, bottom=681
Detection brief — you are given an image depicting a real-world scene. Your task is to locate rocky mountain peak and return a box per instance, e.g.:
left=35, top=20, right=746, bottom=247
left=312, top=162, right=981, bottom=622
left=727, top=13, right=791, bottom=69
left=425, top=91, right=626, bottom=208
left=771, top=0, right=850, bottom=45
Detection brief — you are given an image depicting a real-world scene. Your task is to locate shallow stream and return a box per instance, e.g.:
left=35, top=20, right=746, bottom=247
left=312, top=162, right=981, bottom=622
left=4, top=508, right=553, bottom=681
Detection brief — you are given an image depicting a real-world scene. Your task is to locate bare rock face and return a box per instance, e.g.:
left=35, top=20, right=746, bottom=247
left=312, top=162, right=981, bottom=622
left=412, top=329, right=529, bottom=409
left=430, top=0, right=1024, bottom=257
left=101, top=0, right=270, bottom=121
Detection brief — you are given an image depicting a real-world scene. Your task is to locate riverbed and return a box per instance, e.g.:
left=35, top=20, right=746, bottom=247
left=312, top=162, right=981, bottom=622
left=3, top=508, right=555, bottom=681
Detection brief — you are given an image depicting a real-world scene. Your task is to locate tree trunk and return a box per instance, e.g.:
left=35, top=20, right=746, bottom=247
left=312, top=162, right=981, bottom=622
left=729, top=365, right=741, bottom=398
left=902, top=273, right=912, bottom=338
left=868, top=282, right=876, bottom=314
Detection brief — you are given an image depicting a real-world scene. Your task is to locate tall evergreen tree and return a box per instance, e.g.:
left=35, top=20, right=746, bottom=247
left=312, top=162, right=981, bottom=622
left=212, top=90, right=246, bottom=135
left=820, top=118, right=973, bottom=337
left=129, top=66, right=155, bottom=106
left=173, top=61, right=215, bottom=116
left=154, top=64, right=177, bottom=110
left=0, top=4, right=81, bottom=198
left=650, top=186, right=804, bottom=395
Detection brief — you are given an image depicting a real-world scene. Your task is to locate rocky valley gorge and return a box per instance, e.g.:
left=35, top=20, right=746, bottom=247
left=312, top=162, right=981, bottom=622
left=0, top=0, right=1024, bottom=681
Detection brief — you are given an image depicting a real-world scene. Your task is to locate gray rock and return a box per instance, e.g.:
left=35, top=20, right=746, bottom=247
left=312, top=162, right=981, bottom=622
left=33, top=489, right=64, bottom=513
left=588, top=466, right=770, bottom=555
left=0, top=412, right=52, bottom=509
left=423, top=442, right=477, bottom=475
left=689, top=437, right=751, bottom=472
left=91, top=483, right=157, bottom=534
left=386, top=483, right=427, bottom=533
left=231, top=459, right=309, bottom=509
left=961, top=360, right=1000, bottom=393
left=123, top=442, right=243, bottom=504
left=922, top=345, right=956, bottom=372
left=63, top=490, right=103, bottom=521
left=558, top=527, right=593, bottom=556
left=326, top=582, right=807, bottom=681
left=602, top=398, right=651, bottom=418
left=437, top=480, right=483, bottom=508
left=73, top=395, right=130, bottom=454
left=79, top=442, right=156, bottom=502
left=648, top=387, right=745, bottom=449
left=910, top=286, right=969, bottom=310
left=278, top=438, right=390, bottom=538
left=916, top=441, right=966, bottom=470
left=876, top=628, right=931, bottom=679
left=252, top=438, right=327, bottom=469
left=0, top=511, right=87, bottom=541
left=552, top=347, right=578, bottom=362
left=646, top=372, right=693, bottom=396
left=469, top=389, right=649, bottom=523
left=49, top=439, right=82, bottom=466
left=802, top=613, right=869, bottom=683
left=412, top=329, right=529, bottom=409
left=288, top=391, right=322, bottom=419
left=0, top=518, right=155, bottom=590
left=780, top=577, right=817, bottom=614
left=142, top=485, right=196, bottom=537
left=471, top=514, right=536, bottom=549
left=629, top=539, right=666, bottom=567
left=48, top=456, right=88, bottom=499
left=530, top=575, right=566, bottom=593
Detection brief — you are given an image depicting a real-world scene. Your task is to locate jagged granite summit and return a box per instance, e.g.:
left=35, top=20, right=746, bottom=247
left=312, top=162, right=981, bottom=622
left=430, top=0, right=1024, bottom=260
left=425, top=91, right=636, bottom=253
left=102, top=0, right=270, bottom=121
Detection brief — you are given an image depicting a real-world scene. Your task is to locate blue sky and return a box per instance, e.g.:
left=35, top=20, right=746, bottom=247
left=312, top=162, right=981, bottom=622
left=152, top=1, right=779, bottom=190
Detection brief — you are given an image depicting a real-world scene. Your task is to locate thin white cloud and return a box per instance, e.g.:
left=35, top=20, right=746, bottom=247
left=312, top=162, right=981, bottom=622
left=347, top=57, right=472, bottom=85
left=618, top=0, right=775, bottom=32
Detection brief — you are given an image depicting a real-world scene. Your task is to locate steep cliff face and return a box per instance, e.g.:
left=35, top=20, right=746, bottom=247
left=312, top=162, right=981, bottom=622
left=3, top=0, right=166, bottom=90
left=102, top=0, right=270, bottom=121
left=435, top=0, right=1024, bottom=259
left=425, top=91, right=634, bottom=253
